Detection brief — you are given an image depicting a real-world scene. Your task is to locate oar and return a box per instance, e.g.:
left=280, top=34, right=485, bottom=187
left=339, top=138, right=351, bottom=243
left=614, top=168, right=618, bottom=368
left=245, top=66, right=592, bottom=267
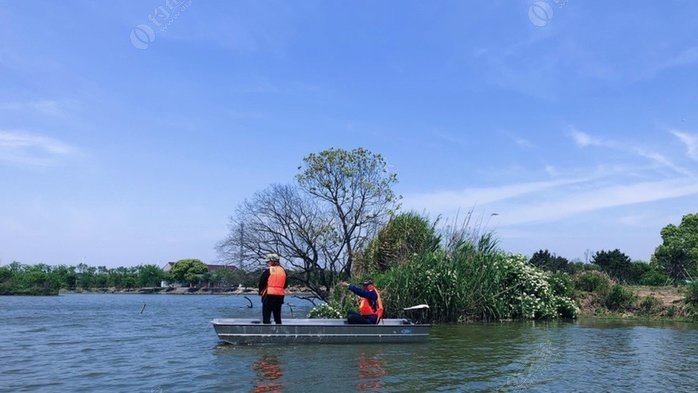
left=403, top=304, right=429, bottom=311
left=403, top=304, right=429, bottom=324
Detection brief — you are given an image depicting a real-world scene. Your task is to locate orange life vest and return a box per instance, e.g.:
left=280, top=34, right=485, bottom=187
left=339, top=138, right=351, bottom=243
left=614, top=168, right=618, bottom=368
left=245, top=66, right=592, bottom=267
left=264, top=266, right=286, bottom=296
left=358, top=286, right=384, bottom=319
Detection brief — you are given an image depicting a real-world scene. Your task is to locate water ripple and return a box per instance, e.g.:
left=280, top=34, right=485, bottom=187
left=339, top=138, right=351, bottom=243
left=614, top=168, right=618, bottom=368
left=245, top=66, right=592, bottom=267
left=1, top=296, right=696, bottom=392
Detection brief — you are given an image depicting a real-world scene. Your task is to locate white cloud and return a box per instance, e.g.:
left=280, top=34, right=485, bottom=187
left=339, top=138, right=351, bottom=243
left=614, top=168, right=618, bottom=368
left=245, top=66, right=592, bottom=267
left=0, top=130, right=77, bottom=167
left=403, top=177, right=589, bottom=212
left=671, top=129, right=698, bottom=160
left=501, top=178, right=698, bottom=225
left=0, top=100, right=75, bottom=117
left=505, top=131, right=536, bottom=149
left=569, top=129, right=601, bottom=147
left=569, top=128, right=692, bottom=176
left=406, top=176, right=698, bottom=228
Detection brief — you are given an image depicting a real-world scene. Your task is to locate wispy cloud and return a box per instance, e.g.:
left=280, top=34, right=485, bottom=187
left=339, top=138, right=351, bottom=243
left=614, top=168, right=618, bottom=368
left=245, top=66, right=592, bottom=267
left=505, top=131, right=536, bottom=149
left=569, top=129, right=602, bottom=147
left=569, top=128, right=692, bottom=176
left=661, top=46, right=698, bottom=70
left=671, top=129, right=698, bottom=160
left=0, top=100, right=75, bottom=117
left=403, top=177, right=589, bottom=212
left=501, top=178, right=698, bottom=225
left=0, top=130, right=77, bottom=167
left=406, top=176, right=698, bottom=227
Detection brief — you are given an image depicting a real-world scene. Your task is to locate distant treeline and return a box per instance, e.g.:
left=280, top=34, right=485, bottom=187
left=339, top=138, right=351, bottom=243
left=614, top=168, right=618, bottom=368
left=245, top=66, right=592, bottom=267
left=528, top=249, right=672, bottom=286
left=0, top=262, right=168, bottom=295
left=0, top=261, right=265, bottom=296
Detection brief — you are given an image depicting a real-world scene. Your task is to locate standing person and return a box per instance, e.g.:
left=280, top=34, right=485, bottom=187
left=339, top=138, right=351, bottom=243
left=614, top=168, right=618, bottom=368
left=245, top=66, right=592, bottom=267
left=258, top=253, right=287, bottom=324
left=340, top=279, right=384, bottom=324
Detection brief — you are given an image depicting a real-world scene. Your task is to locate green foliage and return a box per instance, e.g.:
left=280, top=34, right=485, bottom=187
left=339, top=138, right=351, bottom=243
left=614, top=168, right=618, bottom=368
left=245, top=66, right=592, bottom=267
left=547, top=272, right=575, bottom=298
left=498, top=255, right=579, bottom=320
left=358, top=212, right=440, bottom=275
left=170, top=259, right=208, bottom=287
left=685, top=280, right=698, bottom=306
left=307, top=302, right=344, bottom=319
left=638, top=296, right=663, bottom=316
left=604, top=285, right=636, bottom=311
left=136, top=264, right=166, bottom=287
left=219, top=147, right=401, bottom=301
left=375, top=232, right=578, bottom=322
left=529, top=250, right=571, bottom=273
left=627, top=261, right=651, bottom=284
left=639, top=269, right=670, bottom=286
left=653, top=213, right=698, bottom=282
left=592, top=249, right=633, bottom=282
left=0, top=262, right=178, bottom=294
left=0, top=263, right=60, bottom=295
left=296, top=147, right=400, bottom=279
left=574, top=271, right=612, bottom=293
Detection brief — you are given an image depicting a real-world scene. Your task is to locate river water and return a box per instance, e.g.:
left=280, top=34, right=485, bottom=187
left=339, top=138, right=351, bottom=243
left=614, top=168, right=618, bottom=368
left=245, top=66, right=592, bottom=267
left=1, top=294, right=696, bottom=392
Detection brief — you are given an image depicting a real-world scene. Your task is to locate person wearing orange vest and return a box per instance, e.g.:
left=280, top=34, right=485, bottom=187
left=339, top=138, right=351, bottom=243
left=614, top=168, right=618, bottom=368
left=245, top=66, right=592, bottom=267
left=258, top=253, right=287, bottom=324
left=340, top=279, right=384, bottom=324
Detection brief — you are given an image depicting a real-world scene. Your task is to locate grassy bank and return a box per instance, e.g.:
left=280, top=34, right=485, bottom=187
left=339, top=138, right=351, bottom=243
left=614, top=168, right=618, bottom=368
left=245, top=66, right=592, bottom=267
left=575, top=284, right=697, bottom=322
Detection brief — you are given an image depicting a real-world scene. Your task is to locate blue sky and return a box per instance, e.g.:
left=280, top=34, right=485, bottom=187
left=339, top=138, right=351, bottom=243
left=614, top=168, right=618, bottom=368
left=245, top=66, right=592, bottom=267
left=1, top=0, right=697, bottom=268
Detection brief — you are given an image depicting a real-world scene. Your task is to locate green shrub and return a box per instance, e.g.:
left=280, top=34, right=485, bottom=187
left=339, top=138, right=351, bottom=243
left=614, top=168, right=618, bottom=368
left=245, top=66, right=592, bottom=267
left=377, top=245, right=578, bottom=322
left=548, top=272, right=575, bottom=298
left=604, top=284, right=636, bottom=311
left=639, top=270, right=669, bottom=286
left=665, top=306, right=677, bottom=318
left=685, top=281, right=698, bottom=306
left=574, top=271, right=612, bottom=293
left=638, top=296, right=662, bottom=316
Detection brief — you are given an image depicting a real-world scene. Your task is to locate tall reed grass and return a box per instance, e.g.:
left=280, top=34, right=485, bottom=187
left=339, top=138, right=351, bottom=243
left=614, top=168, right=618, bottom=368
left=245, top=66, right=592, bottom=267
left=374, top=229, right=578, bottom=323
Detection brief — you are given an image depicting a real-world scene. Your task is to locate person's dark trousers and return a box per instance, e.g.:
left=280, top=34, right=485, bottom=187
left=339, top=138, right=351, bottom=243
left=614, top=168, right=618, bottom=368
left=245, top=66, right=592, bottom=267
left=262, top=295, right=284, bottom=324
left=347, top=311, right=376, bottom=324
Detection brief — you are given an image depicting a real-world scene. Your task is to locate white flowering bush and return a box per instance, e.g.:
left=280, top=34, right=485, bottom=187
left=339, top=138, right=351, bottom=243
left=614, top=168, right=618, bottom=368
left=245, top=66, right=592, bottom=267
left=307, top=302, right=344, bottom=319
left=498, top=254, right=579, bottom=319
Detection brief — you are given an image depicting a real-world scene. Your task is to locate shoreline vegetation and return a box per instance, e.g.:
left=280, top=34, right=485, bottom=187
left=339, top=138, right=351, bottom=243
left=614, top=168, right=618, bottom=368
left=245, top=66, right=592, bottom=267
left=3, top=213, right=697, bottom=324
left=3, top=284, right=695, bottom=323
left=55, top=286, right=315, bottom=297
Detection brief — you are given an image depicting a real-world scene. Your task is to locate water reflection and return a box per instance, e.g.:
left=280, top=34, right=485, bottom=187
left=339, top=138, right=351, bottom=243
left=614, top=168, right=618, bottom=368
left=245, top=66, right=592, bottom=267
left=252, top=354, right=284, bottom=393
left=356, top=352, right=386, bottom=391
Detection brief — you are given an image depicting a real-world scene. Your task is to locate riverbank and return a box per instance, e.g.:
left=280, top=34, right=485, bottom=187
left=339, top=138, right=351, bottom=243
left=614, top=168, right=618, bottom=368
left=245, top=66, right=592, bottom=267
left=576, top=285, right=696, bottom=321
left=57, top=286, right=315, bottom=297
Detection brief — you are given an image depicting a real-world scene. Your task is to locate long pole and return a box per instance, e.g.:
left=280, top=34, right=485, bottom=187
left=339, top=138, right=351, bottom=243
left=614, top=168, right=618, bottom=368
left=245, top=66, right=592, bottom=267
left=239, top=223, right=244, bottom=269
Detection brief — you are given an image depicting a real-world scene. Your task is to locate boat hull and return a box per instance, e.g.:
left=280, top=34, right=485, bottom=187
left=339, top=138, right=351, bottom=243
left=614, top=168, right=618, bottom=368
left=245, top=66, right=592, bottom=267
left=212, top=318, right=430, bottom=344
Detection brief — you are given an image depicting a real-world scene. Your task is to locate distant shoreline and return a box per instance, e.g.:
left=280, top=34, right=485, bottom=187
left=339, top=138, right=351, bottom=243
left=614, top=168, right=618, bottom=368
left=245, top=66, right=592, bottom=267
left=57, top=286, right=315, bottom=297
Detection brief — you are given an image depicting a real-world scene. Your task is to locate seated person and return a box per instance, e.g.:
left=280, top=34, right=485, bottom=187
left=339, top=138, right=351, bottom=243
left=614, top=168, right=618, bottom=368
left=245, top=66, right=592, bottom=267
left=340, top=279, right=384, bottom=324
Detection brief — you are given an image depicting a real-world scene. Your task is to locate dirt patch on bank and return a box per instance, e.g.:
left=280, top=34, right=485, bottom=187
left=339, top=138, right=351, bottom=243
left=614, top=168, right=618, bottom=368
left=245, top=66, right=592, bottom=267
left=632, top=285, right=684, bottom=305
left=576, top=285, right=691, bottom=319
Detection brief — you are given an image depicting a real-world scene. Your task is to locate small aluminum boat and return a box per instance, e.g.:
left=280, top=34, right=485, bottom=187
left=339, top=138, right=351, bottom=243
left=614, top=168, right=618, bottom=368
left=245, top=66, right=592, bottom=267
left=211, top=318, right=431, bottom=345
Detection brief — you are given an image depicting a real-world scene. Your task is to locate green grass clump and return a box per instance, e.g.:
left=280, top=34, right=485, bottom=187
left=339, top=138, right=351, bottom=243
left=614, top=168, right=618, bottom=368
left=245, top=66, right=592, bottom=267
left=574, top=271, right=612, bottom=293
left=637, top=296, right=663, bottom=316
left=604, top=284, right=636, bottom=311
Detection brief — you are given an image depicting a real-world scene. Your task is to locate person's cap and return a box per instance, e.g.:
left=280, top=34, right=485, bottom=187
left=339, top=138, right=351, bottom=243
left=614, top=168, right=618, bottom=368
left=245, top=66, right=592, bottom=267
left=362, top=279, right=373, bottom=285
left=266, top=253, right=280, bottom=262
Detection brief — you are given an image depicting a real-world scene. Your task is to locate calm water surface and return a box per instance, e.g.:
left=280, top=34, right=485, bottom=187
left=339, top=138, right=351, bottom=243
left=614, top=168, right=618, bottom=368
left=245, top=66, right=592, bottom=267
left=1, top=294, right=696, bottom=392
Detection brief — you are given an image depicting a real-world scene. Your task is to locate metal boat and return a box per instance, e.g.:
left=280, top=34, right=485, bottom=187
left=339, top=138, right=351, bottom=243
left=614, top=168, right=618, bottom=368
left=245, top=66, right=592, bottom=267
left=211, top=318, right=431, bottom=345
